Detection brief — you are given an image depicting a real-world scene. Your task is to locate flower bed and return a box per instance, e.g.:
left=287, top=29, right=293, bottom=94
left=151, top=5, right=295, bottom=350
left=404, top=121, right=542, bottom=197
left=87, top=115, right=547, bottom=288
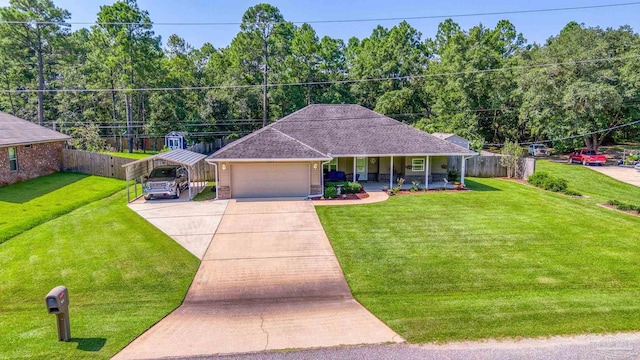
left=313, top=192, right=370, bottom=201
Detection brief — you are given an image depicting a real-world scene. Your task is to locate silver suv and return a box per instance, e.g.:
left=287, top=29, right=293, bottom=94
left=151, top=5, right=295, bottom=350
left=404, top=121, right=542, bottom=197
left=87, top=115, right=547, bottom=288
left=143, top=165, right=188, bottom=200
left=528, top=144, right=549, bottom=156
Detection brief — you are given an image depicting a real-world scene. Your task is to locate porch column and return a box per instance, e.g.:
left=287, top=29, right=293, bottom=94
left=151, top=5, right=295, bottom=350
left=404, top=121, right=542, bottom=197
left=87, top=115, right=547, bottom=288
left=425, top=156, right=430, bottom=190
left=353, top=156, right=357, bottom=182
left=461, top=156, right=466, bottom=186
left=390, top=156, right=394, bottom=189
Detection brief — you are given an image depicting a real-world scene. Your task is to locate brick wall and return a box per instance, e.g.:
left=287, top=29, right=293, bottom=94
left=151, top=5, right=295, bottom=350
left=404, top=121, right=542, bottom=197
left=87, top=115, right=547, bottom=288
left=0, top=142, right=65, bottom=186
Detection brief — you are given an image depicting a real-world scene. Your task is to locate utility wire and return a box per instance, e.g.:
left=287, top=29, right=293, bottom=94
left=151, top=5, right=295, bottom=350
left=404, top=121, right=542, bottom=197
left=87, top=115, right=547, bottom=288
left=2, top=54, right=639, bottom=94
left=485, top=119, right=640, bottom=147
left=1, top=2, right=639, bottom=26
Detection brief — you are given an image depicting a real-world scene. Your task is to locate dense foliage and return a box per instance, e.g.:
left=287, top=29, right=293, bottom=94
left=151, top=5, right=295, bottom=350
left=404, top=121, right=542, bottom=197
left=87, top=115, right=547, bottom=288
left=1, top=0, right=639, bottom=151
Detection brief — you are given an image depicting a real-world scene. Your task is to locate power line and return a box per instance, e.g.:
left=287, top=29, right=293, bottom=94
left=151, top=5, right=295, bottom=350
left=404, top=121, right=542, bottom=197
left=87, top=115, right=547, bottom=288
left=485, top=119, right=640, bottom=147
left=2, top=54, right=638, bottom=94
left=1, top=2, right=639, bottom=26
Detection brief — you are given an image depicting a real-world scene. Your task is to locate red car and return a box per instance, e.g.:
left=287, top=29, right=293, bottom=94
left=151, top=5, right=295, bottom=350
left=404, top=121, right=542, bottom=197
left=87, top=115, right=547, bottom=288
left=568, top=149, right=607, bottom=166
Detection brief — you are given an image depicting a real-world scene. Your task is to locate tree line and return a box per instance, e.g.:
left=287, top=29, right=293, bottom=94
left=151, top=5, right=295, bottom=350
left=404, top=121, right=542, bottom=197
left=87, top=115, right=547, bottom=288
left=1, top=0, right=639, bottom=152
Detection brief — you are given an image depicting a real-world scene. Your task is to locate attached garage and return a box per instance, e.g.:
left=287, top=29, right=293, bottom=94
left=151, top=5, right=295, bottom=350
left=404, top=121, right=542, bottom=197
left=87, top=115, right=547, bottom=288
left=230, top=163, right=310, bottom=198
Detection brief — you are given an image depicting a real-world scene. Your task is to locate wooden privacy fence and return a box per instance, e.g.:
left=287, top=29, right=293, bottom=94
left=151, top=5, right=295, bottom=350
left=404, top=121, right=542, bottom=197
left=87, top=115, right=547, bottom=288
left=463, top=156, right=535, bottom=179
left=62, top=149, right=217, bottom=181
left=62, top=149, right=134, bottom=180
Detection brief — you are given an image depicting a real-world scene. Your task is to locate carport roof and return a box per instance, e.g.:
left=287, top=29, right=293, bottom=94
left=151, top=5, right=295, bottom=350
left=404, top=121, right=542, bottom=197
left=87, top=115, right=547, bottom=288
left=122, top=149, right=207, bottom=168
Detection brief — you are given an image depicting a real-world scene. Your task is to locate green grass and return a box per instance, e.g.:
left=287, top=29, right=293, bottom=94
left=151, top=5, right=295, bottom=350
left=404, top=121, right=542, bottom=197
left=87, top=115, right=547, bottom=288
left=537, top=160, right=640, bottom=204
left=0, top=173, right=125, bottom=245
left=0, top=190, right=200, bottom=359
left=193, top=182, right=217, bottom=201
left=316, top=177, right=640, bottom=343
left=101, top=150, right=160, bottom=160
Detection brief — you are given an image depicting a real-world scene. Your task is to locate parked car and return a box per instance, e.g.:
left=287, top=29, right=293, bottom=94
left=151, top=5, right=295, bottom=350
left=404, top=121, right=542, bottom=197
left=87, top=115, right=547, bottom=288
left=635, top=162, right=640, bottom=171
left=528, top=144, right=549, bottom=156
left=143, top=165, right=188, bottom=200
left=568, top=149, right=607, bottom=166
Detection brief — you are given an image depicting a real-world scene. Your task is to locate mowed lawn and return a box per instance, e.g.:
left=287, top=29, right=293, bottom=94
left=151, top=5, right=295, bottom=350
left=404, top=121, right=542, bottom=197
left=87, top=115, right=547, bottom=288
left=0, top=173, right=125, bottom=244
left=102, top=150, right=159, bottom=160
left=0, top=181, right=200, bottom=358
left=316, top=171, right=640, bottom=342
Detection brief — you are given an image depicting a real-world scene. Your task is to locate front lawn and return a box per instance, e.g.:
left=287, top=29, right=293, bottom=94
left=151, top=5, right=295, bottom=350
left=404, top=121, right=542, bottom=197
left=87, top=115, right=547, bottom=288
left=0, top=173, right=125, bottom=244
left=537, top=160, right=640, bottom=204
left=316, top=178, right=640, bottom=342
left=0, top=190, right=200, bottom=359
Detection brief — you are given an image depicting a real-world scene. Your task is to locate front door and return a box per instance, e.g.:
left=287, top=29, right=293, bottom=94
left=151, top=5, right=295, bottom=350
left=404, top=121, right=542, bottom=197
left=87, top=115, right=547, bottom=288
left=356, top=157, right=368, bottom=181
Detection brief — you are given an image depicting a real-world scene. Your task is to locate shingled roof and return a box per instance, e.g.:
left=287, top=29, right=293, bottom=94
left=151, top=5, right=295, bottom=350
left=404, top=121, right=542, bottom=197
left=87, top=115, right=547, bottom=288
left=208, top=127, right=330, bottom=161
left=209, top=104, right=475, bottom=160
left=0, top=112, right=70, bottom=147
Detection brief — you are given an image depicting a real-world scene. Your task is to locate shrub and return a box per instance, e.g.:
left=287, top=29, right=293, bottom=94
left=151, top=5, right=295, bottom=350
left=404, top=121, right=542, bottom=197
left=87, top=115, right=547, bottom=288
left=563, top=189, right=582, bottom=197
left=324, top=186, right=338, bottom=199
left=447, top=169, right=459, bottom=182
left=397, top=177, right=405, bottom=188
left=345, top=182, right=362, bottom=194
left=528, top=171, right=567, bottom=192
left=544, top=177, right=568, bottom=192
left=527, top=171, right=551, bottom=187
left=411, top=180, right=421, bottom=191
left=607, top=200, right=640, bottom=212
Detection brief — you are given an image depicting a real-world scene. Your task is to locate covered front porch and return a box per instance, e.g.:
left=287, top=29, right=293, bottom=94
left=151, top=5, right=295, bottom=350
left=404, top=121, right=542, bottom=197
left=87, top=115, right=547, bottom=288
left=324, top=155, right=473, bottom=191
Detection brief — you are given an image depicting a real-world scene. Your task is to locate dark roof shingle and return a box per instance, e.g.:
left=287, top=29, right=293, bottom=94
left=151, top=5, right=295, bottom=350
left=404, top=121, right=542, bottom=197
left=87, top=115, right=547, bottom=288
left=208, top=127, right=330, bottom=160
left=0, top=112, right=70, bottom=147
left=209, top=104, right=475, bottom=160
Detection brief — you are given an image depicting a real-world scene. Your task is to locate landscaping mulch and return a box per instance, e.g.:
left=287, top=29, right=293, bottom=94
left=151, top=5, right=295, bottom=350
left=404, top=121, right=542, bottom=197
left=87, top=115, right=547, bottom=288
left=314, top=192, right=370, bottom=201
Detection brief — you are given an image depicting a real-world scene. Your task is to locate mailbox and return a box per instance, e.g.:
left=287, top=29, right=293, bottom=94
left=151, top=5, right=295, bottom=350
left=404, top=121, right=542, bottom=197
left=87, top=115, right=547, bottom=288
left=44, top=286, right=71, bottom=341
left=45, top=286, right=68, bottom=314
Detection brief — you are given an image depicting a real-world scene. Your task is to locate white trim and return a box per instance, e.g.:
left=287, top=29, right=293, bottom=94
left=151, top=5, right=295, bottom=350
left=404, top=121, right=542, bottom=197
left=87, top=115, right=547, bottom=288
left=332, top=152, right=477, bottom=157
left=411, top=158, right=425, bottom=172
left=206, top=157, right=331, bottom=163
left=425, top=156, right=430, bottom=189
left=212, top=163, right=219, bottom=200
left=309, top=160, right=331, bottom=198
left=353, top=156, right=357, bottom=182
left=0, top=138, right=69, bottom=148
left=390, top=156, right=394, bottom=189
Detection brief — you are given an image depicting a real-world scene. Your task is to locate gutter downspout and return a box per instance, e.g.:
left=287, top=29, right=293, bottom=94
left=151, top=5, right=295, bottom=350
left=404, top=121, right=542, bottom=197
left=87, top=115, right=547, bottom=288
left=309, top=160, right=331, bottom=199
left=461, top=155, right=474, bottom=186
left=212, top=163, right=219, bottom=200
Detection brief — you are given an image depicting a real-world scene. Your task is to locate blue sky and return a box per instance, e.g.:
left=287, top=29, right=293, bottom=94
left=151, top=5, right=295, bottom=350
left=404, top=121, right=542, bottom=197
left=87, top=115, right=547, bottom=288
left=2, top=0, right=639, bottom=49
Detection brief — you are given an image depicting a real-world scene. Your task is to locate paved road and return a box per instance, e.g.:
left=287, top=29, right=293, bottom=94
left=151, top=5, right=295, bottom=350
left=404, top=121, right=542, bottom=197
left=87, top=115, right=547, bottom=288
left=587, top=165, right=640, bottom=187
left=114, top=200, right=400, bottom=359
left=177, top=332, right=640, bottom=360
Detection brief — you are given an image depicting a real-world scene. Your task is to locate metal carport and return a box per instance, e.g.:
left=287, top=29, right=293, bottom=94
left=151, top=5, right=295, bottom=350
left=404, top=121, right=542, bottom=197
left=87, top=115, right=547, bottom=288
left=122, top=149, right=208, bottom=202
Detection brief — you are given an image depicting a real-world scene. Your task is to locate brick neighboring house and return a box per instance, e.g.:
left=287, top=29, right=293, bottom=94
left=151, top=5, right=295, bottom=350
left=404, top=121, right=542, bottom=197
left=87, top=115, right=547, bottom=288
left=0, top=112, right=70, bottom=186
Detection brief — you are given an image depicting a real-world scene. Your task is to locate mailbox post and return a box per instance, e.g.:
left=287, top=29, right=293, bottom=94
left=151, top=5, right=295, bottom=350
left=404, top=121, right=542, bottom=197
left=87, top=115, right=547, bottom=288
left=45, top=286, right=71, bottom=341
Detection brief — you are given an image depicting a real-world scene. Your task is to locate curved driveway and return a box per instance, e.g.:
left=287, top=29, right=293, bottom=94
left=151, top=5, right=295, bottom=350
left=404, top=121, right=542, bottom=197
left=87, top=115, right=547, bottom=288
left=115, top=199, right=400, bottom=359
left=587, top=165, right=640, bottom=187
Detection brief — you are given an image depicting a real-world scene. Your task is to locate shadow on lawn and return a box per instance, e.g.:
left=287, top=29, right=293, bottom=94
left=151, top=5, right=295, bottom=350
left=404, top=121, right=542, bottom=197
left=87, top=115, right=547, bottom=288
left=71, top=337, right=107, bottom=352
left=0, top=173, right=89, bottom=204
left=465, top=179, right=501, bottom=192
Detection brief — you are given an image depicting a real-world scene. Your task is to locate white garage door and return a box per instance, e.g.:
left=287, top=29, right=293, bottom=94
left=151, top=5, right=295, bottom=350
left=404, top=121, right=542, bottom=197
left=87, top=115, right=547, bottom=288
left=230, top=163, right=310, bottom=198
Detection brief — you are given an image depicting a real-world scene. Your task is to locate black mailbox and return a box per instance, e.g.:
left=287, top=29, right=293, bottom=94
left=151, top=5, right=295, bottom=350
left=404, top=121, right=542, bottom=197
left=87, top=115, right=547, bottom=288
left=44, top=286, right=71, bottom=341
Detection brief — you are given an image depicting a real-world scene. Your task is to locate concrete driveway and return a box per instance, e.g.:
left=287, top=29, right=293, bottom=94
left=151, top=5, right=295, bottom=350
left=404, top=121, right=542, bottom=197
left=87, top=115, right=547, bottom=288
left=128, top=197, right=228, bottom=259
left=115, top=199, right=400, bottom=359
left=587, top=165, right=640, bottom=187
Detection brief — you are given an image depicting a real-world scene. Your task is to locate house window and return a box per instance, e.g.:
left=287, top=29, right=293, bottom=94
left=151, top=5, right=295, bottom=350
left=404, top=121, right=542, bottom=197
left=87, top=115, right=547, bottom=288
left=412, top=158, right=425, bottom=172
left=8, top=147, right=18, bottom=171
left=324, top=158, right=337, bottom=172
